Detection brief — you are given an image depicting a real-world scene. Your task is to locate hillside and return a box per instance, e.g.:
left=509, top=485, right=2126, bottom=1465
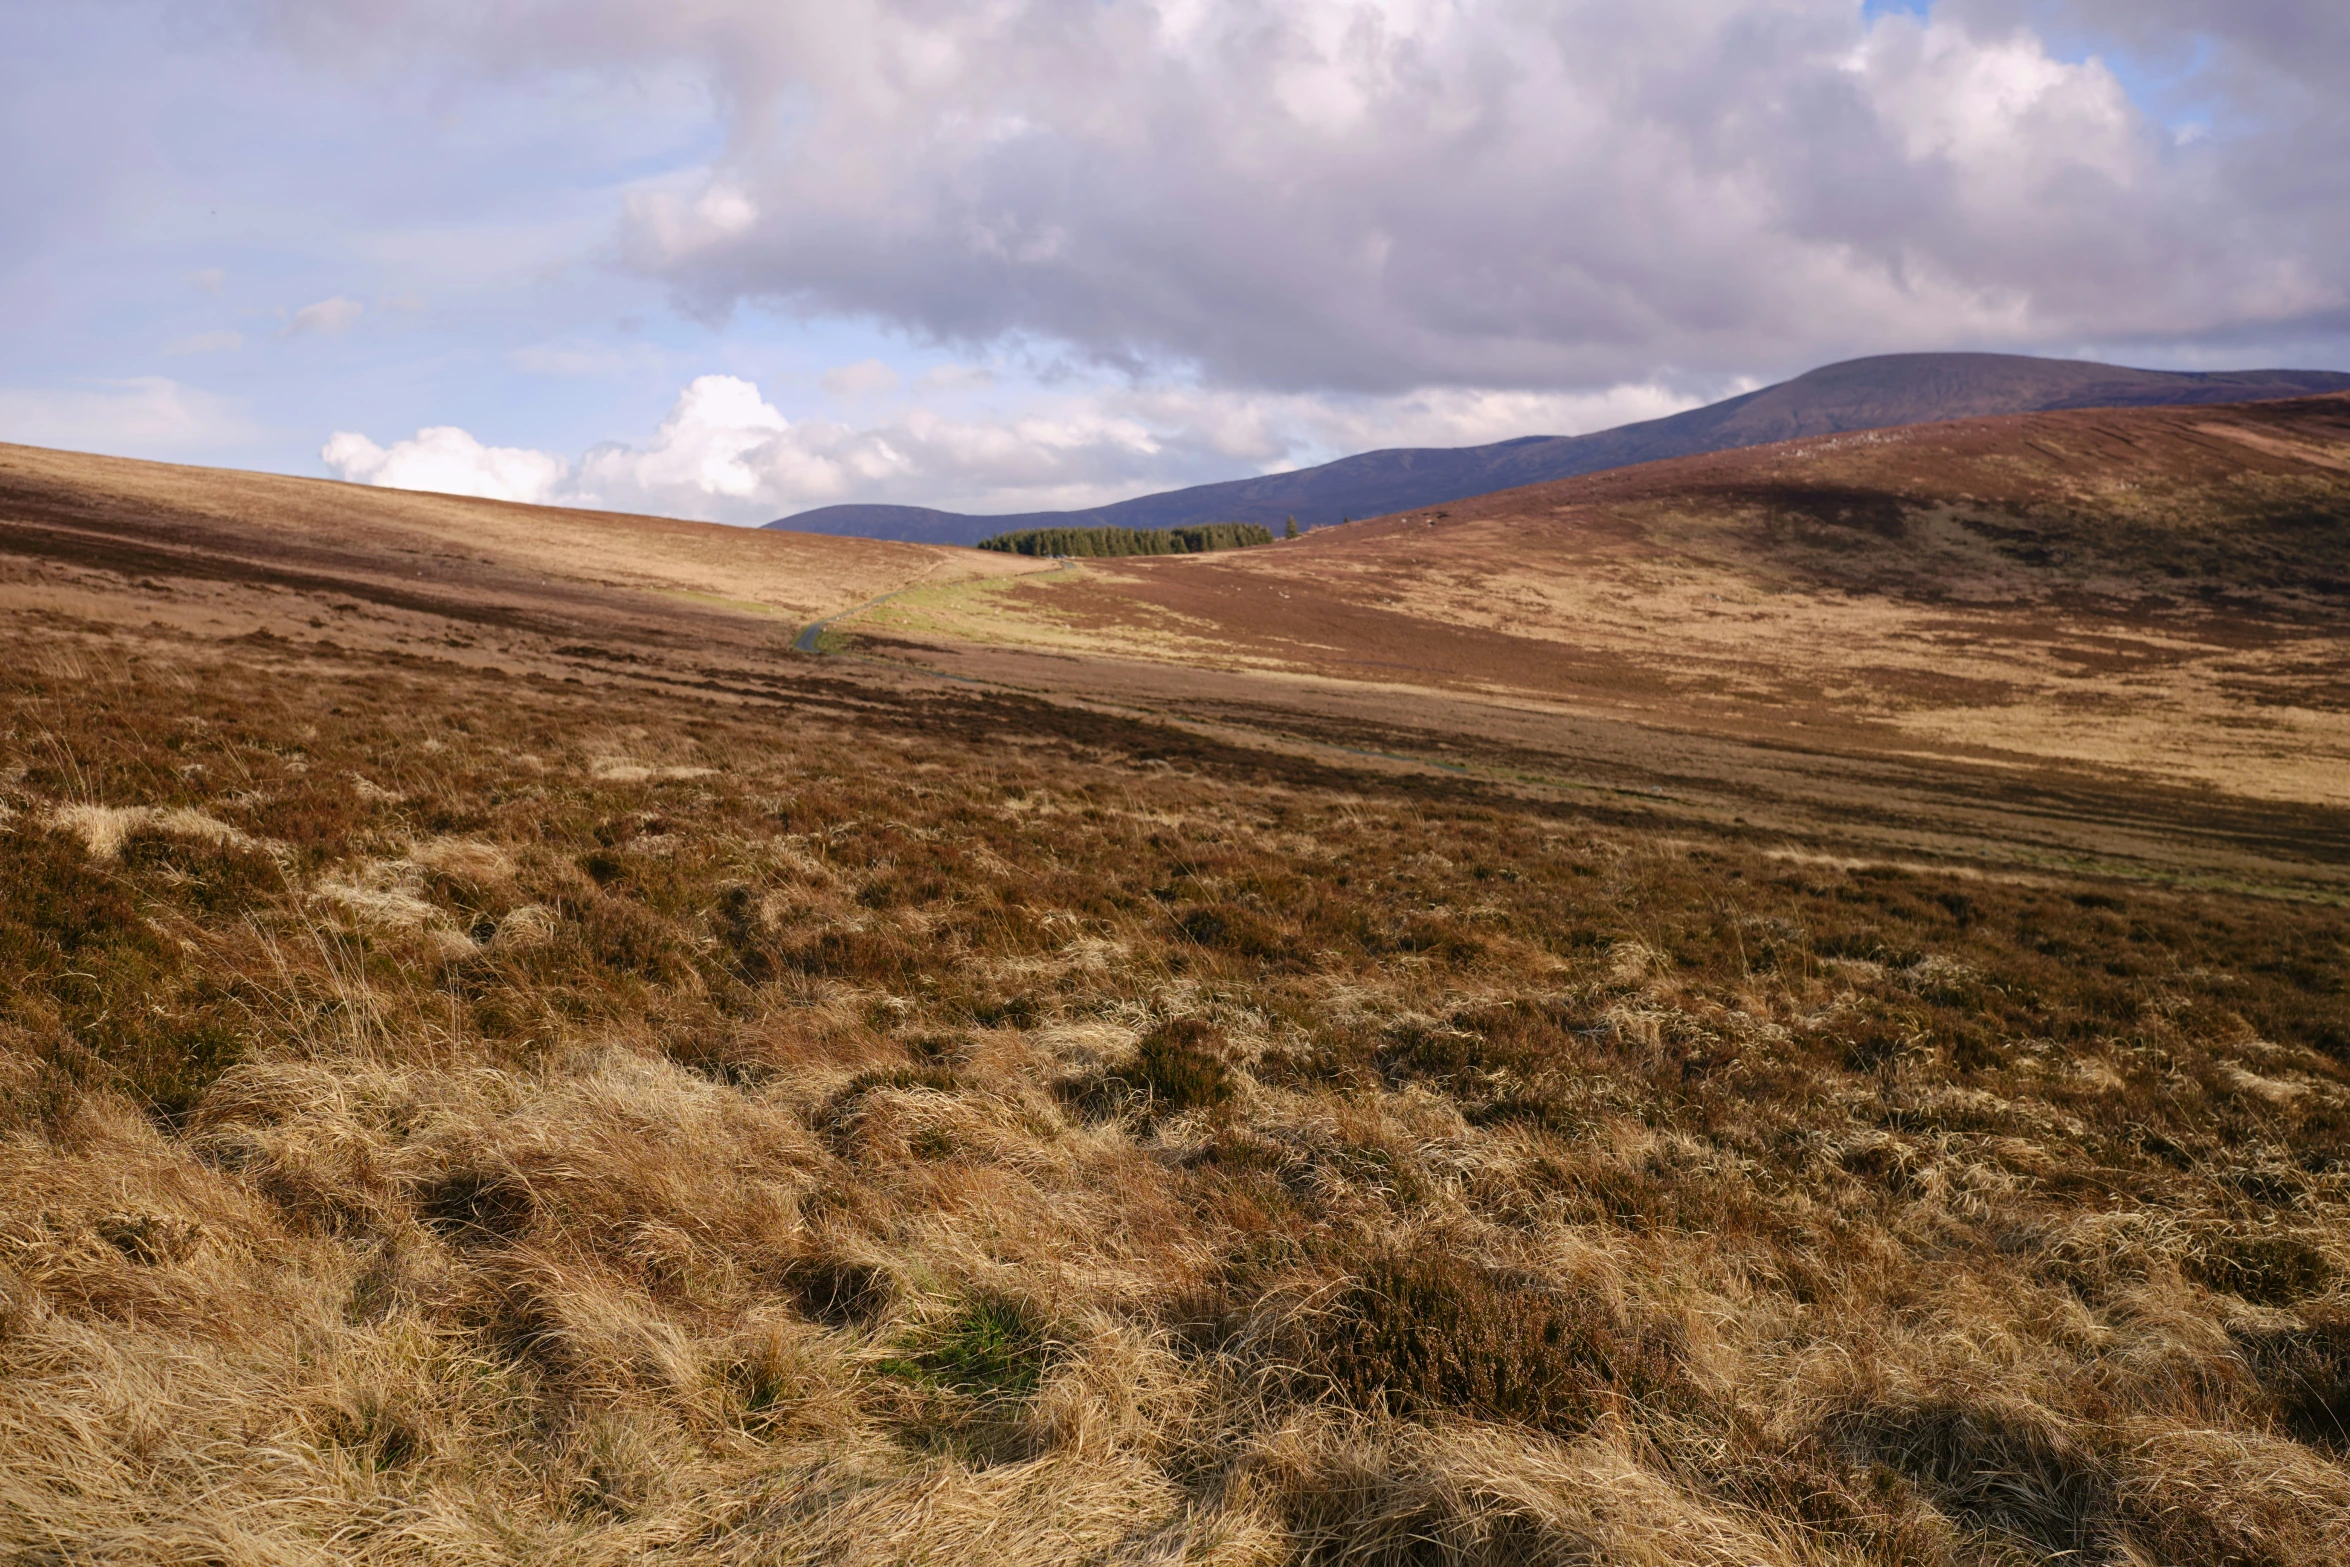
left=771, top=353, right=2350, bottom=544
left=5, top=428, right=2350, bottom=1564
left=842, top=393, right=2350, bottom=829
left=0, top=442, right=1050, bottom=672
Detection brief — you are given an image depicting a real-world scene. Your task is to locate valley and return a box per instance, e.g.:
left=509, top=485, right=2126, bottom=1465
left=3, top=402, right=2349, bottom=1566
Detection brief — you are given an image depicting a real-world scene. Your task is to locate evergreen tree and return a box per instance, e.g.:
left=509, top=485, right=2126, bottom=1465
left=976, top=522, right=1275, bottom=558
left=1284, top=516, right=1298, bottom=539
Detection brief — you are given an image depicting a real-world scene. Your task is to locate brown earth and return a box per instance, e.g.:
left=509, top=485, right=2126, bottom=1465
left=0, top=442, right=1053, bottom=676
left=6, top=412, right=2350, bottom=898
left=843, top=394, right=2350, bottom=890
left=4, top=421, right=2350, bottom=1564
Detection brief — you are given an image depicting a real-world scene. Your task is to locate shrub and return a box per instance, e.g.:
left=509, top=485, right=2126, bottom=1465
left=779, top=1255, right=896, bottom=1327
left=318, top=1390, right=425, bottom=1472
left=966, top=993, right=1040, bottom=1029
left=2235, top=1317, right=2350, bottom=1452
left=1127, top=1018, right=1234, bottom=1113
left=0, top=826, right=154, bottom=970
left=2188, top=1233, right=2333, bottom=1306
left=975, top=523, right=1274, bottom=557
left=578, top=894, right=690, bottom=983
left=1177, top=903, right=1291, bottom=963
left=120, top=831, right=282, bottom=915
left=714, top=885, right=783, bottom=985
left=1292, top=1250, right=1689, bottom=1432
left=781, top=926, right=919, bottom=985
left=417, top=1167, right=536, bottom=1248
left=71, top=988, right=247, bottom=1130
left=1831, top=1398, right=2116, bottom=1559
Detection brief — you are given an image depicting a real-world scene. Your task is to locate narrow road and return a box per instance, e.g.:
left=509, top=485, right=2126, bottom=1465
left=792, top=588, right=902, bottom=654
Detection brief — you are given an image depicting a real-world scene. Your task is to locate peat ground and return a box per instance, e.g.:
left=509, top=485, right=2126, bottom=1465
left=2, top=434, right=2349, bottom=1563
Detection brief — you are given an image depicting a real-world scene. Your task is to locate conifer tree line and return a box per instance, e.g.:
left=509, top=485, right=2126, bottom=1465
left=975, top=522, right=1277, bottom=557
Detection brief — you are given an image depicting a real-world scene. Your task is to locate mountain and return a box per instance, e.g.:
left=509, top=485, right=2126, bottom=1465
left=766, top=353, right=2350, bottom=545
left=856, top=391, right=2350, bottom=826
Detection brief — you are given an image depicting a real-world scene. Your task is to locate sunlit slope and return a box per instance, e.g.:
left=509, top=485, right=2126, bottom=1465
left=844, top=394, right=2350, bottom=805
left=0, top=443, right=1047, bottom=636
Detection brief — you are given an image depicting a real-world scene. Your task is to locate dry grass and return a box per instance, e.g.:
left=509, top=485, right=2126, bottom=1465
left=3, top=608, right=2349, bottom=1566
left=862, top=394, right=2350, bottom=809
left=0, top=439, right=1047, bottom=631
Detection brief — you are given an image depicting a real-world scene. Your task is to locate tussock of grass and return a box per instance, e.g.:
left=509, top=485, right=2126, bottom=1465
left=880, top=1296, right=1052, bottom=1401
left=1283, top=1247, right=1690, bottom=1431
left=4, top=620, right=2350, bottom=1562
left=1126, top=1017, right=1235, bottom=1114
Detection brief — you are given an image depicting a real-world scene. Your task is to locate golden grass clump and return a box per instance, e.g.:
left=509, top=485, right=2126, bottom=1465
left=4, top=617, right=2350, bottom=1564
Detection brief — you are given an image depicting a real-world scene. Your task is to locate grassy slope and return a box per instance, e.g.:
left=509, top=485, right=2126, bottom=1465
left=861, top=395, right=2350, bottom=808
left=3, top=604, right=2350, bottom=1564
left=0, top=441, right=1044, bottom=636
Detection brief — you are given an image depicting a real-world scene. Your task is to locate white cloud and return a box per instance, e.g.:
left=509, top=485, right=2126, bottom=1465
left=242, top=1, right=2350, bottom=523
left=254, top=0, right=2346, bottom=393
left=192, top=268, right=225, bottom=293
left=318, top=368, right=1713, bottom=525
left=1856, top=20, right=2136, bottom=176
left=565, top=375, right=1180, bottom=518
left=1117, top=383, right=1713, bottom=467
left=288, top=296, right=364, bottom=337
left=915, top=364, right=995, bottom=394
left=0, top=377, right=256, bottom=453
left=322, top=425, right=568, bottom=504
left=165, top=330, right=243, bottom=356
left=566, top=381, right=1163, bottom=519
left=576, top=375, right=794, bottom=507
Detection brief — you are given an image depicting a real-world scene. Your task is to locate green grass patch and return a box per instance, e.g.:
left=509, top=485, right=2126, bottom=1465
left=877, top=1297, right=1050, bottom=1402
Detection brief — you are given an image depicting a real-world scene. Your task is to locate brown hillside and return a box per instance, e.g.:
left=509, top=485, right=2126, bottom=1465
left=3, top=423, right=2350, bottom=1562
left=853, top=395, right=2350, bottom=813
left=0, top=442, right=1050, bottom=669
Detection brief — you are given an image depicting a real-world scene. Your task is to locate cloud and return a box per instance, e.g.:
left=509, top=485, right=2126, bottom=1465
left=288, top=296, right=364, bottom=337
left=541, top=376, right=1166, bottom=519
left=165, top=330, right=243, bottom=356
left=243, top=0, right=2350, bottom=394
left=0, top=376, right=256, bottom=453
left=916, top=364, right=995, bottom=394
left=1120, top=383, right=1714, bottom=467
left=322, top=425, right=568, bottom=504
left=192, top=268, right=225, bottom=293
left=576, top=375, right=795, bottom=508
left=245, top=4, right=2349, bottom=521
left=323, top=368, right=1710, bottom=525
left=821, top=358, right=902, bottom=401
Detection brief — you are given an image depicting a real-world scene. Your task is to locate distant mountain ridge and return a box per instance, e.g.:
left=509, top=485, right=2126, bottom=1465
left=765, top=353, right=2350, bottom=546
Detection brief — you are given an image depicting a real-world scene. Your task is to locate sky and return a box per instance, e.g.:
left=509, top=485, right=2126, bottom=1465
left=4, top=0, right=2348, bottom=525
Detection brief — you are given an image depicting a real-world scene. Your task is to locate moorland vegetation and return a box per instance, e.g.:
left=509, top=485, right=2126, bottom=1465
left=869, top=393, right=2350, bottom=830
left=4, top=600, right=2350, bottom=1565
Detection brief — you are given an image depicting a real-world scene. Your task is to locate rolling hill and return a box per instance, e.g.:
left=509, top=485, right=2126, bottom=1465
left=0, top=441, right=1048, bottom=669
left=8, top=406, right=2350, bottom=1563
left=769, top=352, right=2350, bottom=545
left=836, top=390, right=2350, bottom=819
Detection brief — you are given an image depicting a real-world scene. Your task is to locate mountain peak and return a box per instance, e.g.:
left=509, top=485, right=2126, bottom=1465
left=765, top=352, right=2350, bottom=547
